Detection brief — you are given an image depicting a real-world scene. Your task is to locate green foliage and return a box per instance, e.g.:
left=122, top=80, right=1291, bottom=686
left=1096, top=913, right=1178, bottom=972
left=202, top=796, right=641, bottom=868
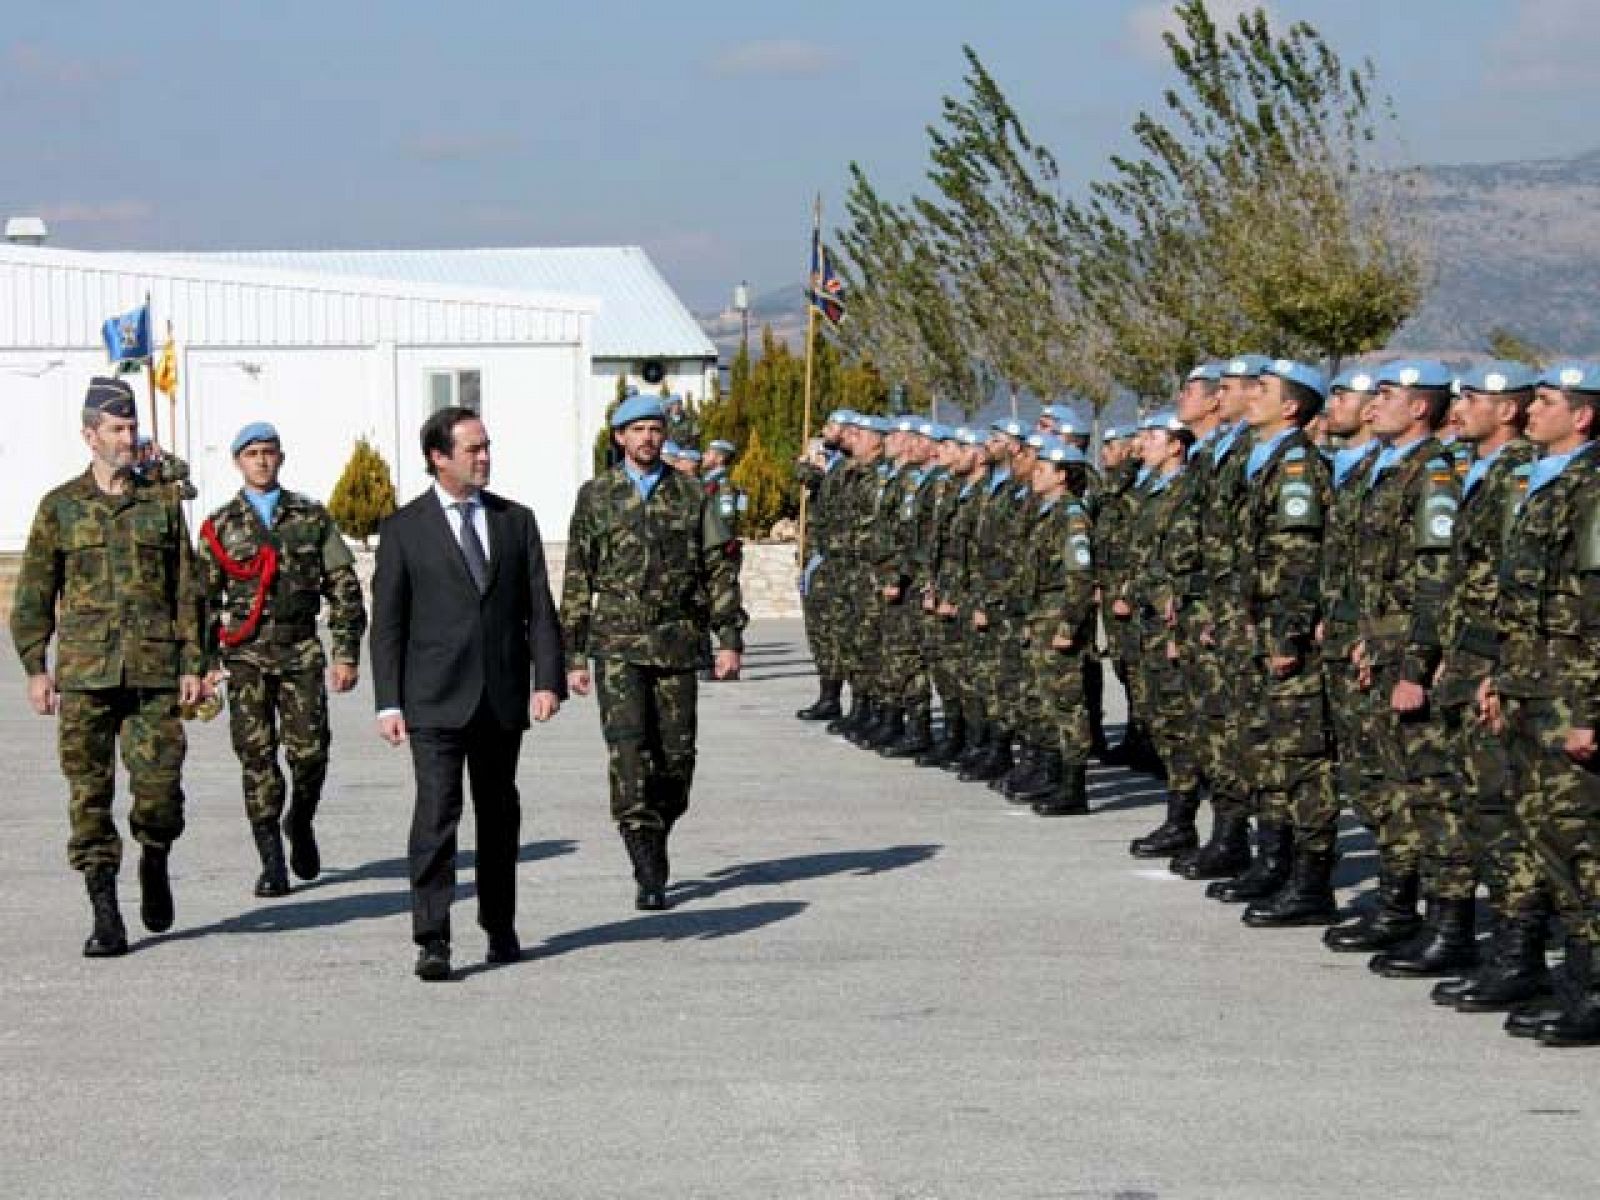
left=728, top=428, right=789, bottom=536
left=1484, top=327, right=1548, bottom=368
left=327, top=437, right=397, bottom=546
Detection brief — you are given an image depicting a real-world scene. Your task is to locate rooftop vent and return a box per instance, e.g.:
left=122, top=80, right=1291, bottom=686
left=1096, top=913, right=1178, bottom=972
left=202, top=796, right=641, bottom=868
left=4, top=216, right=49, bottom=246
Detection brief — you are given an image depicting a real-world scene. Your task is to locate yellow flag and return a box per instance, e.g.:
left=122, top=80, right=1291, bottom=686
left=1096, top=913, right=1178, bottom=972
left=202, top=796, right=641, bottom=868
left=153, top=334, right=178, bottom=397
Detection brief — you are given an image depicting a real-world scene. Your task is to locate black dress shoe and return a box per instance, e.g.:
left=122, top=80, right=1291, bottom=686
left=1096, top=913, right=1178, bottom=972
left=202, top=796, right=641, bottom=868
left=414, top=938, right=451, bottom=981
left=486, top=931, right=521, bottom=964
left=138, top=846, right=175, bottom=933
left=636, top=885, right=669, bottom=911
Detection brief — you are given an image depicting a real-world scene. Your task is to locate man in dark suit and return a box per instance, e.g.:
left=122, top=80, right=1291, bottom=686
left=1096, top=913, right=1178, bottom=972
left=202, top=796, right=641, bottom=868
left=370, top=406, right=566, bottom=981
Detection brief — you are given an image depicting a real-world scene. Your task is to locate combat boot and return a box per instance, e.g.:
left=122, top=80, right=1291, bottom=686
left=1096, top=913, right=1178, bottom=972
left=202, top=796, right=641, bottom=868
left=825, top=691, right=863, bottom=736
left=137, top=845, right=174, bottom=933
left=880, top=712, right=933, bottom=760
left=82, top=866, right=129, bottom=958
left=622, top=825, right=668, bottom=911
left=1323, top=865, right=1421, bottom=952
left=1012, top=748, right=1063, bottom=805
left=842, top=698, right=881, bottom=745
left=284, top=800, right=321, bottom=881
left=1370, top=896, right=1480, bottom=977
left=1535, top=937, right=1600, bottom=1047
left=252, top=822, right=291, bottom=898
left=1242, top=846, right=1338, bottom=927
left=997, top=742, right=1044, bottom=799
left=1209, top=821, right=1292, bottom=903
left=1174, top=810, right=1252, bottom=879
left=797, top=677, right=844, bottom=721
left=1033, top=763, right=1090, bottom=817
left=1447, top=906, right=1552, bottom=1012
left=916, top=713, right=965, bottom=768
left=863, top=706, right=905, bottom=751
left=1129, top=789, right=1200, bottom=859
left=948, top=719, right=988, bottom=773
left=960, top=729, right=1013, bottom=783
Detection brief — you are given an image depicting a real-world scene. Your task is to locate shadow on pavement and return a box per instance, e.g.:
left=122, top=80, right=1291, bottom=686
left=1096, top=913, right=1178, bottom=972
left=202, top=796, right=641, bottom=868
left=669, top=844, right=940, bottom=906
left=289, top=838, right=578, bottom=893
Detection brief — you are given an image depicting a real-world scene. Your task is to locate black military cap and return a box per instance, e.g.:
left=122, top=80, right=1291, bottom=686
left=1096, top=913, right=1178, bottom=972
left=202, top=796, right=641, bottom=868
left=84, top=376, right=137, bottom=419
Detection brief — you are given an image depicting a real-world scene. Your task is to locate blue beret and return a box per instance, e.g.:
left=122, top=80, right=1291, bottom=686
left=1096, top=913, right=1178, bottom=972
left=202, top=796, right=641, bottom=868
left=677, top=446, right=702, bottom=463
left=953, top=426, right=982, bottom=446
left=1460, top=361, right=1538, bottom=394
left=1263, top=358, right=1329, bottom=400
left=1102, top=425, right=1129, bottom=441
left=1043, top=404, right=1090, bottom=435
left=1186, top=362, right=1224, bottom=384
left=1375, top=359, right=1453, bottom=389
left=662, top=440, right=682, bottom=457
left=991, top=417, right=1027, bottom=439
left=1222, top=354, right=1273, bottom=379
left=1330, top=368, right=1378, bottom=394
left=1538, top=361, right=1600, bottom=394
left=708, top=438, right=737, bottom=455
left=84, top=376, right=137, bottom=419
left=663, top=393, right=684, bottom=408
left=827, top=408, right=856, bottom=425
left=1040, top=438, right=1086, bottom=465
left=851, top=414, right=891, bottom=434
left=892, top=415, right=922, bottom=434
left=231, top=421, right=280, bottom=455
left=612, top=395, right=667, bottom=428
left=1139, top=408, right=1185, bottom=433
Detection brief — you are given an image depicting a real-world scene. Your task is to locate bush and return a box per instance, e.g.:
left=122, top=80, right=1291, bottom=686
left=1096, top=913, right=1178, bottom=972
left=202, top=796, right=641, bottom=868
left=328, top=437, right=397, bottom=545
left=729, top=428, right=789, bottom=538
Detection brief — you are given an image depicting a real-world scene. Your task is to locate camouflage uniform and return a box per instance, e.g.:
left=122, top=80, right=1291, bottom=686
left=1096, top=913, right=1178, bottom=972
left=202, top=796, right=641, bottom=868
left=10, top=470, right=204, bottom=871
left=1097, top=463, right=1149, bottom=742
left=933, top=466, right=990, bottom=746
left=198, top=489, right=366, bottom=831
left=665, top=405, right=702, bottom=451
left=905, top=462, right=959, bottom=740
left=797, top=452, right=854, bottom=685
left=1020, top=492, right=1098, bottom=769
left=868, top=462, right=934, bottom=731
left=561, top=466, right=747, bottom=832
left=702, top=467, right=746, bottom=538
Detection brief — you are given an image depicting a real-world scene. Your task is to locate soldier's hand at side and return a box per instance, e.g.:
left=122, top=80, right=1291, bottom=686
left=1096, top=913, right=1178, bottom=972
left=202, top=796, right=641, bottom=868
left=328, top=663, right=359, bottom=693
left=530, top=690, right=561, bottom=722
left=377, top=714, right=408, bottom=745
left=26, top=673, right=58, bottom=716
left=1391, top=680, right=1426, bottom=714
left=1563, top=727, right=1596, bottom=763
left=568, top=669, right=592, bottom=697
left=1314, top=621, right=1325, bottom=645
left=883, top=585, right=901, bottom=601
left=936, top=601, right=958, bottom=618
left=713, top=649, right=742, bottom=680
left=1268, top=654, right=1299, bottom=679
left=1051, top=634, right=1074, bottom=650
left=1111, top=599, right=1132, bottom=619
left=972, top=609, right=989, bottom=630
left=178, top=674, right=204, bottom=708
left=1476, top=678, right=1504, bottom=733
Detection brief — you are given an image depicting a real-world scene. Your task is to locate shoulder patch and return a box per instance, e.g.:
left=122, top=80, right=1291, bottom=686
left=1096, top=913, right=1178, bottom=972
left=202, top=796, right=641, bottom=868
left=1285, top=446, right=1306, bottom=462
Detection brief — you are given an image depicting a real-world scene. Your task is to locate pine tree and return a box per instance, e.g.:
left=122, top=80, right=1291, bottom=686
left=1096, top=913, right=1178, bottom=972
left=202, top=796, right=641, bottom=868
left=730, top=428, right=788, bottom=537
left=327, top=437, right=397, bottom=546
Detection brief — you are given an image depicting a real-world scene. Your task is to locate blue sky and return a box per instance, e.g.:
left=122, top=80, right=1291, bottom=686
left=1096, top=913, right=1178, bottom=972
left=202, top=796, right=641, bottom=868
left=3, top=0, right=1593, bottom=309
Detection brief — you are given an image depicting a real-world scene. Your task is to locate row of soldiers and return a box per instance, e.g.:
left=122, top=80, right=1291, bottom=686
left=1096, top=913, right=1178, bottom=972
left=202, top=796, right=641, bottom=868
left=795, top=355, right=1600, bottom=1048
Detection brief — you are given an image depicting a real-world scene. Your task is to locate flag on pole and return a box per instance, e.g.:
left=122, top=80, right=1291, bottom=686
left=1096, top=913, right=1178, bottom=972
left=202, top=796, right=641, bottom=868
left=102, top=303, right=152, bottom=363
left=808, top=230, right=846, bottom=326
left=153, top=328, right=179, bottom=397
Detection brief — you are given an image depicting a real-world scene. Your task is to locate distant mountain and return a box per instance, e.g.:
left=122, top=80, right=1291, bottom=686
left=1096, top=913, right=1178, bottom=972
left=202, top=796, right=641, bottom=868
left=696, top=148, right=1600, bottom=366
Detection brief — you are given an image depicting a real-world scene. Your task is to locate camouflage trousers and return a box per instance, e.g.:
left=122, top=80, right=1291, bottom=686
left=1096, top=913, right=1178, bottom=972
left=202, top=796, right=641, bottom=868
left=878, top=593, right=931, bottom=720
left=803, top=555, right=851, bottom=679
left=1504, top=695, right=1600, bottom=945
left=1242, top=665, right=1337, bottom=852
left=1025, top=623, right=1090, bottom=767
left=1322, top=633, right=1385, bottom=830
left=842, top=572, right=887, bottom=700
left=1140, top=613, right=1199, bottom=794
left=1452, top=706, right=1544, bottom=915
left=58, top=686, right=186, bottom=872
left=1184, top=604, right=1252, bottom=817
left=925, top=609, right=967, bottom=728
left=594, top=659, right=697, bottom=832
left=982, top=616, right=1032, bottom=736
left=225, top=660, right=330, bottom=827
left=960, top=618, right=998, bottom=726
left=1106, top=610, right=1145, bottom=726
left=1367, top=662, right=1462, bottom=883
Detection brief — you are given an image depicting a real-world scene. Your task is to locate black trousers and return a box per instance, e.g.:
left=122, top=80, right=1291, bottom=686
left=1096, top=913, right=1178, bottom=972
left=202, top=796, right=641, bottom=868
left=406, top=702, right=524, bottom=945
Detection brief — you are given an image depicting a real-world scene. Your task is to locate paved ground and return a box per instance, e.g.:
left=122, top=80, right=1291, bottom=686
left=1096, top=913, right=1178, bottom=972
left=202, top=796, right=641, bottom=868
left=1, top=620, right=1595, bottom=1199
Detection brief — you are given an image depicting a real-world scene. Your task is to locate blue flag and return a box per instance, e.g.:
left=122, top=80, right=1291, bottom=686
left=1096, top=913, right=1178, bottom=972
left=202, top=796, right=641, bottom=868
left=102, top=303, right=151, bottom=362
left=808, top=231, right=845, bottom=326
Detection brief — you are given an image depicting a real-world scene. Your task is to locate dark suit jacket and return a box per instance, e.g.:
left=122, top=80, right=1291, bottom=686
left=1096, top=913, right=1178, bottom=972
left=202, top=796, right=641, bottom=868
left=371, top=488, right=566, bottom=730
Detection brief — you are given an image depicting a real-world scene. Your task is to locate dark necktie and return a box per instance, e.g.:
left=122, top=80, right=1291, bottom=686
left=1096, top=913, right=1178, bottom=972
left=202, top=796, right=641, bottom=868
left=454, top=501, right=487, bottom=592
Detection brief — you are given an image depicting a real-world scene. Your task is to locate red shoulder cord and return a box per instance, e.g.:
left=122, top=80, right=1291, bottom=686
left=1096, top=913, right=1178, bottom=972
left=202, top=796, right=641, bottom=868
left=199, top=518, right=278, bottom=648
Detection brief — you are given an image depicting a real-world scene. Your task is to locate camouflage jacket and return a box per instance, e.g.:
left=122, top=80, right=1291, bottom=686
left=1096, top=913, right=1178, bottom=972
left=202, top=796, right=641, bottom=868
left=1346, top=437, right=1460, bottom=684
left=1318, top=440, right=1382, bottom=656
left=1192, top=424, right=1255, bottom=617
left=934, top=471, right=988, bottom=611
left=198, top=488, right=367, bottom=672
left=1020, top=494, right=1097, bottom=645
left=1127, top=467, right=1201, bottom=617
left=847, top=460, right=899, bottom=583
left=10, top=469, right=203, bottom=690
left=902, top=466, right=955, bottom=592
left=1492, top=442, right=1600, bottom=721
left=871, top=463, right=922, bottom=588
left=561, top=466, right=747, bottom=668
left=701, top=468, right=747, bottom=539
left=665, top=409, right=701, bottom=450
left=1093, top=460, right=1142, bottom=604
left=969, top=471, right=1034, bottom=615
left=1431, top=439, right=1536, bottom=707
left=1238, top=429, right=1332, bottom=664
left=806, top=454, right=855, bottom=560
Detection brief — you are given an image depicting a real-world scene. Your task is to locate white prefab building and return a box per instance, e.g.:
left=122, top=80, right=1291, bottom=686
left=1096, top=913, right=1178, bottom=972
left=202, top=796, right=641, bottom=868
left=163, top=247, right=720, bottom=422
left=0, top=242, right=597, bottom=552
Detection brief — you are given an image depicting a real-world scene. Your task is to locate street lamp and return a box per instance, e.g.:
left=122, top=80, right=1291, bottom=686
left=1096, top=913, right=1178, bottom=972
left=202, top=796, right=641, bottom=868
left=733, top=280, right=750, bottom=355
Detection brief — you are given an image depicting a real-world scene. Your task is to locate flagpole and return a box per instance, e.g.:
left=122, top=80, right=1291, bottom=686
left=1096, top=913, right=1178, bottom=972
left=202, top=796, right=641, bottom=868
left=797, top=195, right=821, bottom=567
left=143, top=292, right=159, bottom=446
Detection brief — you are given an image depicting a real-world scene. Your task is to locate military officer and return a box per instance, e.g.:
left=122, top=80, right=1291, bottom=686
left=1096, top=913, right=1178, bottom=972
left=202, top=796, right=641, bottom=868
left=10, top=377, right=206, bottom=956
left=702, top=439, right=746, bottom=534
left=197, top=422, right=368, bottom=898
left=664, top=393, right=702, bottom=450
left=795, top=410, right=856, bottom=722
left=562, top=394, right=748, bottom=910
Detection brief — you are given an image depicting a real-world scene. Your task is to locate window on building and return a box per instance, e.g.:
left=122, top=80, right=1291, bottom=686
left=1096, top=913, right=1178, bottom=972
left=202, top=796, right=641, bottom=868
left=427, top=369, right=482, bottom=413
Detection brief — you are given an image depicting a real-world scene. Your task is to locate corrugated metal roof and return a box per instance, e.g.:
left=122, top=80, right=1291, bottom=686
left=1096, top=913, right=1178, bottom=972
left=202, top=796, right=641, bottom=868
left=160, top=246, right=714, bottom=361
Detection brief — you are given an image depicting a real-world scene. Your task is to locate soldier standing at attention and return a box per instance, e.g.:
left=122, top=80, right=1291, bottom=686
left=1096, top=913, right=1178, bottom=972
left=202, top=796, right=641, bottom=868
left=197, top=422, right=367, bottom=898
left=10, top=377, right=206, bottom=956
left=664, top=393, right=702, bottom=451
left=562, top=394, right=748, bottom=910
left=795, top=410, right=856, bottom=722
left=698, top=438, right=745, bottom=683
